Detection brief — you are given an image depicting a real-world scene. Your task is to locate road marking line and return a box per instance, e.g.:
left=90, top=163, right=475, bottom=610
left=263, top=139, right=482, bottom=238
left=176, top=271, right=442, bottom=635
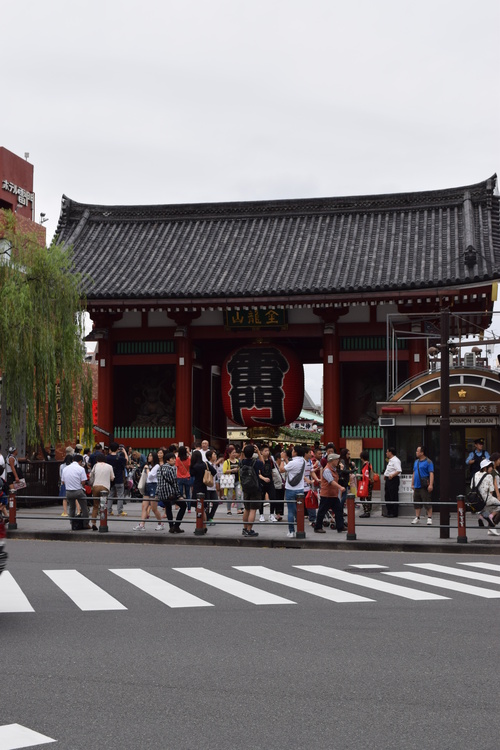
left=44, top=570, right=127, bottom=611
left=406, top=563, right=500, bottom=586
left=384, top=571, right=500, bottom=598
left=0, top=723, right=56, bottom=748
left=458, top=562, right=500, bottom=572
left=295, top=565, right=449, bottom=601
left=348, top=564, right=389, bottom=569
left=110, top=569, right=213, bottom=608
left=174, top=567, right=296, bottom=605
left=233, top=566, right=374, bottom=603
left=0, top=572, right=35, bottom=613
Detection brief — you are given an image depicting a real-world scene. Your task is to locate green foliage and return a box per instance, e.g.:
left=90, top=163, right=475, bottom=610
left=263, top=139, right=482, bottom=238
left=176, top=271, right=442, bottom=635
left=0, top=211, right=93, bottom=446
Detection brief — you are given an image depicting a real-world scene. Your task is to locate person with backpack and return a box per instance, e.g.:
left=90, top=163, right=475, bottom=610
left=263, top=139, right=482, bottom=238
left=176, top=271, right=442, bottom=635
left=471, top=458, right=500, bottom=535
left=239, top=443, right=265, bottom=537
left=283, top=444, right=306, bottom=538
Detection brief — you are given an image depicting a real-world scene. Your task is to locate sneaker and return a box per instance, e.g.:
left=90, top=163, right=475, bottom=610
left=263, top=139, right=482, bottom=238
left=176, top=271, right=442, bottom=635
left=269, top=514, right=277, bottom=523
left=119, top=511, right=127, bottom=516
left=246, top=529, right=259, bottom=537
left=61, top=512, right=68, bottom=517
left=227, top=511, right=232, bottom=515
left=411, top=517, right=420, bottom=524
left=154, top=523, right=164, bottom=531
left=109, top=511, right=114, bottom=516
left=207, top=520, right=216, bottom=526
left=488, top=528, right=500, bottom=536
left=133, top=523, right=145, bottom=531
left=314, top=528, right=326, bottom=534
left=242, top=529, right=249, bottom=536
left=259, top=514, right=266, bottom=523
left=427, top=517, right=432, bottom=525
left=287, top=531, right=296, bottom=538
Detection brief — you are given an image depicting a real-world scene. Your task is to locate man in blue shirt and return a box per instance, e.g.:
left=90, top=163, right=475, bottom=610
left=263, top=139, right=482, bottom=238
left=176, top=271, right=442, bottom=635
left=411, top=446, right=434, bottom=525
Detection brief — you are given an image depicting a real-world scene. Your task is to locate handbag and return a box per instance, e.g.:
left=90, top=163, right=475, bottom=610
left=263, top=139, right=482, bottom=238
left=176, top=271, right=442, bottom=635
left=272, top=466, right=283, bottom=489
left=137, top=467, right=147, bottom=494
left=417, top=463, right=429, bottom=489
left=220, top=474, right=235, bottom=489
left=357, top=479, right=369, bottom=498
left=203, top=462, right=214, bottom=487
left=305, top=489, right=319, bottom=509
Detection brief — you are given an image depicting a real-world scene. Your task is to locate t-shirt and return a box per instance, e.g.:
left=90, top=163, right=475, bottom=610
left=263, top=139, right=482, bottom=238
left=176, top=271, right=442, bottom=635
left=284, top=456, right=306, bottom=491
left=413, top=458, right=434, bottom=489
left=106, top=453, right=127, bottom=484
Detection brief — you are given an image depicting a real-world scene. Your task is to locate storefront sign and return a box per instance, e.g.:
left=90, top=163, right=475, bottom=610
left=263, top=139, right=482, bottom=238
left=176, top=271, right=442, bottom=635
left=427, top=416, right=499, bottom=425
left=224, top=308, right=287, bottom=330
left=2, top=179, right=34, bottom=207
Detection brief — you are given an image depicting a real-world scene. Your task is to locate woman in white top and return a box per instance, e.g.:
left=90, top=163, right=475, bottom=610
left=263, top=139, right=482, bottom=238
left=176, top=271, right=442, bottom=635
left=134, top=451, right=164, bottom=531
left=472, top=458, right=500, bottom=535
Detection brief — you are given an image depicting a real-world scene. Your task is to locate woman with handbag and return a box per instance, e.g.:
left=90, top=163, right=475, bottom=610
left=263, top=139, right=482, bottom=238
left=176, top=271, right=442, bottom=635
left=357, top=449, right=374, bottom=518
left=190, top=449, right=216, bottom=528
left=222, top=447, right=241, bottom=514
left=133, top=451, right=164, bottom=531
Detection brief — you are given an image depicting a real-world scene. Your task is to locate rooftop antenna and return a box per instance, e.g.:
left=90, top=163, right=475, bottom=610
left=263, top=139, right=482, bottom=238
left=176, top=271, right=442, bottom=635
left=24, top=152, right=29, bottom=160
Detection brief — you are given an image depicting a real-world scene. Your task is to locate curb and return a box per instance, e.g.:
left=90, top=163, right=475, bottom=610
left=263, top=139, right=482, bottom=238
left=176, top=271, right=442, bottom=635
left=7, top=529, right=500, bottom=554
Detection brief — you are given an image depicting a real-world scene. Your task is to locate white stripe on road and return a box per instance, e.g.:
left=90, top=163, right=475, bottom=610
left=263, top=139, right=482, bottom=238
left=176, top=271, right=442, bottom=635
left=348, top=565, right=389, bottom=570
left=110, top=569, right=213, bottom=608
left=233, top=566, right=374, bottom=603
left=406, top=563, right=500, bottom=586
left=458, top=562, right=500, bottom=572
left=44, top=570, right=127, bottom=611
left=0, top=723, right=56, bottom=748
left=384, top=571, right=500, bottom=598
left=174, top=567, right=296, bottom=605
left=0, top=572, right=34, bottom=613
left=295, top=565, right=449, bottom=601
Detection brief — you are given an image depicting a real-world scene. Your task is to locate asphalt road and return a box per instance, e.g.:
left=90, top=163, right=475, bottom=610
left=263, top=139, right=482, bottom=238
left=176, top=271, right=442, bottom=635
left=1, top=540, right=498, bottom=750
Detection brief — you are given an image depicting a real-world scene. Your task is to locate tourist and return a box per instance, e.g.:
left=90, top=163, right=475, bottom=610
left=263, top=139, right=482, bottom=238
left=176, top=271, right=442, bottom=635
left=134, top=451, right=164, bottom=531
left=89, top=453, right=114, bottom=530
left=314, top=452, right=344, bottom=533
left=105, top=442, right=128, bottom=517
left=157, top=452, right=186, bottom=533
left=384, top=447, right=401, bottom=518
left=283, top=444, right=306, bottom=538
left=358, top=450, right=375, bottom=518
left=411, top=446, right=434, bottom=525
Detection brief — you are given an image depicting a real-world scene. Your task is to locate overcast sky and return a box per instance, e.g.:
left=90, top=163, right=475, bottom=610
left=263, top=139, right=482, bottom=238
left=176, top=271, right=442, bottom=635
left=3, top=0, right=500, bottom=404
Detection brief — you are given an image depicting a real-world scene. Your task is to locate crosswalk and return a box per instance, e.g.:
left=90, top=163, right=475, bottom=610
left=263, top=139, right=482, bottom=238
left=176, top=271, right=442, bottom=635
left=1, top=561, right=500, bottom=613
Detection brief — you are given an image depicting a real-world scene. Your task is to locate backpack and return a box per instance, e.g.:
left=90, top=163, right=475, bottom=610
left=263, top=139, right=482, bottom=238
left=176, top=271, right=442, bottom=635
left=288, top=459, right=306, bottom=487
left=239, top=460, right=260, bottom=495
left=466, top=473, right=488, bottom=513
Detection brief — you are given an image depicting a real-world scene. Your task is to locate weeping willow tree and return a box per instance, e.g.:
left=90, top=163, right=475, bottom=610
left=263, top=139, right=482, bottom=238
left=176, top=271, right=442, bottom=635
left=0, top=211, right=93, bottom=449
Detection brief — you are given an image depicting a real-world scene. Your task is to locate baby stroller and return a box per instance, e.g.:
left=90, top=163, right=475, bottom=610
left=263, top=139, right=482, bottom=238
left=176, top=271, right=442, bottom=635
left=130, top=466, right=144, bottom=501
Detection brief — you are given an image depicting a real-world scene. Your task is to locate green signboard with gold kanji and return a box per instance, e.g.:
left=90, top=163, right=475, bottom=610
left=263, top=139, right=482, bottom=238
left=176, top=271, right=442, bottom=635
left=224, top=308, right=288, bottom=330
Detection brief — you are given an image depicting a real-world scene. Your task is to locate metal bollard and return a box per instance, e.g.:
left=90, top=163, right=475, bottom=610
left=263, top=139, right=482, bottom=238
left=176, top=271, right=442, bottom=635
left=296, top=492, right=306, bottom=539
left=194, top=492, right=206, bottom=535
left=99, top=491, right=108, bottom=533
left=8, top=489, right=17, bottom=530
left=346, top=493, right=356, bottom=540
left=456, top=494, right=467, bottom=544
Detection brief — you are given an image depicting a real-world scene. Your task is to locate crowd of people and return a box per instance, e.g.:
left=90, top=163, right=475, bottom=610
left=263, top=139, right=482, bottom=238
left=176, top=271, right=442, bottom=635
left=6, top=436, right=500, bottom=537
left=48, top=439, right=373, bottom=536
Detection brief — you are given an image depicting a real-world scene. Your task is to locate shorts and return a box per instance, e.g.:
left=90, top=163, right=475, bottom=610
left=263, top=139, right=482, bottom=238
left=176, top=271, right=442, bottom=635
left=413, top=487, right=432, bottom=510
left=243, top=492, right=261, bottom=511
left=145, top=482, right=158, bottom=498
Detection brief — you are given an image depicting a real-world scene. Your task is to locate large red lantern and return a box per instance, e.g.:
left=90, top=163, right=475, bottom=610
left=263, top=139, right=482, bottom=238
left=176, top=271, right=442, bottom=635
left=221, top=344, right=304, bottom=427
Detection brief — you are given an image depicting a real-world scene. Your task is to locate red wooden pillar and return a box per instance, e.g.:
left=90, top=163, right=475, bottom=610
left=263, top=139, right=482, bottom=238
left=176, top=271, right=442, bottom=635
left=175, top=328, right=193, bottom=447
left=97, top=335, right=114, bottom=437
left=322, top=322, right=340, bottom=446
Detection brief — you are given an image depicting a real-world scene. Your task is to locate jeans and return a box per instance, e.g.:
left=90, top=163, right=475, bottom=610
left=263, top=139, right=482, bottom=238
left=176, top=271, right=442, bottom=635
left=286, top=488, right=302, bottom=533
left=178, top=478, right=193, bottom=510
left=107, top=483, right=124, bottom=514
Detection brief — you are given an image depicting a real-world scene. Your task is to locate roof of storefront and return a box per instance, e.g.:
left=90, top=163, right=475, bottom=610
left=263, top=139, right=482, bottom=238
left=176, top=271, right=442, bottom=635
left=56, top=175, right=500, bottom=302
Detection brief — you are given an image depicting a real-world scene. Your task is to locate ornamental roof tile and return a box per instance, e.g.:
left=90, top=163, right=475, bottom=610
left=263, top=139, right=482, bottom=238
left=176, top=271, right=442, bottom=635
left=55, top=175, right=500, bottom=302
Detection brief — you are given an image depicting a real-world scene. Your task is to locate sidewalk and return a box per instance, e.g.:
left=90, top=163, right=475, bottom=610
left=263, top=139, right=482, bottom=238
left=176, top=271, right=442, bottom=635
left=6, top=499, right=500, bottom=554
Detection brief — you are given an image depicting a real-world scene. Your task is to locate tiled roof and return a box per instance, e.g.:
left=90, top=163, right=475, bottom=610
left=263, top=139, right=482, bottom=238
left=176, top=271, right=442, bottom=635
left=56, top=176, right=500, bottom=302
